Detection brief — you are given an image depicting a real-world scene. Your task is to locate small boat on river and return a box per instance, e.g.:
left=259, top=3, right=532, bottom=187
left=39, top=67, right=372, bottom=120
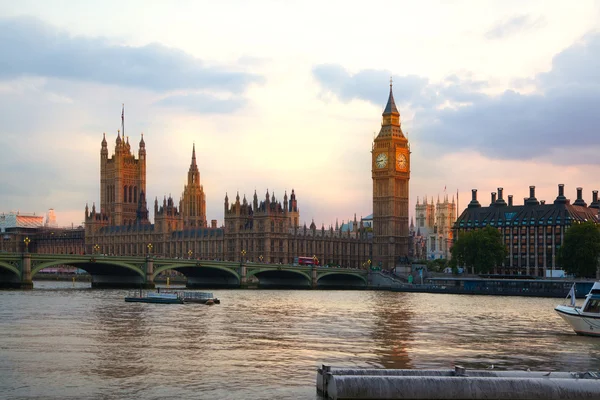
left=125, top=290, right=184, bottom=304
left=555, top=282, right=600, bottom=337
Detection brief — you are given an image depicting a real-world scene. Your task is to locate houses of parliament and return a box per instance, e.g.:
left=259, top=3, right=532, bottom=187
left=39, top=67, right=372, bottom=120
left=83, top=85, right=411, bottom=269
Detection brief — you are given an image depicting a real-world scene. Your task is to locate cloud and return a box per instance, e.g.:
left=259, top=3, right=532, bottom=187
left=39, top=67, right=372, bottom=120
left=485, top=15, right=545, bottom=40
left=0, top=16, right=263, bottom=93
left=155, top=93, right=247, bottom=114
left=312, top=65, right=429, bottom=106
left=312, top=32, right=600, bottom=164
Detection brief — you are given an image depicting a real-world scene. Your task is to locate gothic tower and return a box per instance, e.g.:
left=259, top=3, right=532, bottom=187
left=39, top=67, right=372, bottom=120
left=371, top=81, right=410, bottom=269
left=99, top=106, right=146, bottom=226
left=180, top=144, right=207, bottom=228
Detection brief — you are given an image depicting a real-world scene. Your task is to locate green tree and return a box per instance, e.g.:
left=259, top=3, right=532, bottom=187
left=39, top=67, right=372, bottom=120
left=557, top=221, right=600, bottom=278
left=451, top=226, right=508, bottom=274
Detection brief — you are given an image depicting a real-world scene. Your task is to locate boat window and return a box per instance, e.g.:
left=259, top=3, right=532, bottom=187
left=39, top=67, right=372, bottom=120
left=584, top=299, right=600, bottom=313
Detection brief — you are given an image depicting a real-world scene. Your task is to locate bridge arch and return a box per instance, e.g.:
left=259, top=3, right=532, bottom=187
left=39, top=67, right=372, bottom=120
left=246, top=267, right=312, bottom=282
left=152, top=263, right=240, bottom=281
left=316, top=271, right=368, bottom=285
left=0, top=260, right=20, bottom=278
left=31, top=259, right=145, bottom=278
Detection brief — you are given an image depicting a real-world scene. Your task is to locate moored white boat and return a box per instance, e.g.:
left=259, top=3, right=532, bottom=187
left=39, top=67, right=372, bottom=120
left=555, top=282, right=600, bottom=337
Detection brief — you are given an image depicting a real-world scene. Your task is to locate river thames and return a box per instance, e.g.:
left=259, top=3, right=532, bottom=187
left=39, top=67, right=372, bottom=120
left=1, top=282, right=599, bottom=399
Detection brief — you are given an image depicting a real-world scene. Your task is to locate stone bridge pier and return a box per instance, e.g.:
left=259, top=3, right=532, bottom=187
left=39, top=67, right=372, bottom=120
left=21, top=253, right=33, bottom=290
left=240, top=264, right=247, bottom=288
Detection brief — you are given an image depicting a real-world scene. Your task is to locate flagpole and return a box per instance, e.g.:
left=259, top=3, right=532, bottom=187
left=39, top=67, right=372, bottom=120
left=121, top=104, right=125, bottom=138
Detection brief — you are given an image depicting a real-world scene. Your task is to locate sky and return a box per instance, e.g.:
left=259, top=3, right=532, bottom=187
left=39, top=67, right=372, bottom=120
left=1, top=0, right=600, bottom=228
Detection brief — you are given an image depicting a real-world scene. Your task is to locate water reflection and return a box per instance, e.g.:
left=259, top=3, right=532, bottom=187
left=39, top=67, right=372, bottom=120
left=89, top=299, right=151, bottom=379
left=368, top=291, right=414, bottom=369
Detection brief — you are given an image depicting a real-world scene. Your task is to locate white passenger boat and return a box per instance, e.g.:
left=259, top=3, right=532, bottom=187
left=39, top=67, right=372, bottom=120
left=555, top=282, right=600, bottom=337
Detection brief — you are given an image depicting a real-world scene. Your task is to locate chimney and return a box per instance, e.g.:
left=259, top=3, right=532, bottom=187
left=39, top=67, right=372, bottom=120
left=554, top=183, right=567, bottom=205
left=495, top=187, right=507, bottom=206
left=508, top=195, right=513, bottom=207
left=590, top=190, right=599, bottom=209
left=573, top=187, right=587, bottom=207
left=468, top=189, right=481, bottom=208
left=491, top=192, right=497, bottom=205
left=526, top=185, right=539, bottom=206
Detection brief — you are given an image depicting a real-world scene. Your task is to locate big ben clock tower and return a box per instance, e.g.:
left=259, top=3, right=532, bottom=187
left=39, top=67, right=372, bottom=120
left=372, top=80, right=410, bottom=270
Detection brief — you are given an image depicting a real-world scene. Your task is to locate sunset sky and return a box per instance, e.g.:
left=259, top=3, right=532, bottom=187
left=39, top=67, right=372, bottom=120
left=1, top=0, right=600, bottom=228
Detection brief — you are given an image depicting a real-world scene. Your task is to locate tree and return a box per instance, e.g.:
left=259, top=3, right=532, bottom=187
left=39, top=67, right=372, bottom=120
left=451, top=226, right=508, bottom=274
left=557, top=221, right=600, bottom=278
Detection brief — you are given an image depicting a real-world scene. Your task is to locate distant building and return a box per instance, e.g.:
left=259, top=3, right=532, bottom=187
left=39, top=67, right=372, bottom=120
left=45, top=209, right=58, bottom=228
left=453, top=185, right=600, bottom=276
left=411, top=195, right=456, bottom=260
left=0, top=212, right=44, bottom=233
left=0, top=211, right=84, bottom=254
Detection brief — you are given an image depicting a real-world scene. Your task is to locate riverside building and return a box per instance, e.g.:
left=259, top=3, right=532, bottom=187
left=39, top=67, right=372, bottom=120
left=453, top=185, right=600, bottom=276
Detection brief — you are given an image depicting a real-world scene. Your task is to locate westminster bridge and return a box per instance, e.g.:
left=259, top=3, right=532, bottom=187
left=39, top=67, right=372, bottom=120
left=0, top=252, right=372, bottom=290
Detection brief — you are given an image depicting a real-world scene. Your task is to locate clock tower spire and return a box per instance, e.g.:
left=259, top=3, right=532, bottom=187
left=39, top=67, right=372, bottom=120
left=371, top=80, right=410, bottom=270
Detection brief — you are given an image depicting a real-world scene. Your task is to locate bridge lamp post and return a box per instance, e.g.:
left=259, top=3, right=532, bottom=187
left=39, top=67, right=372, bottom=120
left=313, top=255, right=318, bottom=266
left=367, top=259, right=372, bottom=270
left=241, top=249, right=246, bottom=264
left=188, top=249, right=193, bottom=259
left=259, top=255, right=263, bottom=263
left=147, top=243, right=153, bottom=256
left=93, top=244, right=100, bottom=255
left=24, top=237, right=30, bottom=253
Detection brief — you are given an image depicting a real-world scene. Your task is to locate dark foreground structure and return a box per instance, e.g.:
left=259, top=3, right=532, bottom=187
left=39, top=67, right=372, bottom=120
left=317, top=365, right=600, bottom=400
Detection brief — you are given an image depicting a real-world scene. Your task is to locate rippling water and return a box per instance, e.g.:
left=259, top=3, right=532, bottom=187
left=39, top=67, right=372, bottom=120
left=1, top=281, right=600, bottom=399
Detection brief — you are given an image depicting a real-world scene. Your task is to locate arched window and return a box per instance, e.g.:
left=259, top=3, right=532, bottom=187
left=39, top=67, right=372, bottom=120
left=123, top=186, right=128, bottom=202
left=134, top=186, right=138, bottom=203
left=129, top=186, right=133, bottom=203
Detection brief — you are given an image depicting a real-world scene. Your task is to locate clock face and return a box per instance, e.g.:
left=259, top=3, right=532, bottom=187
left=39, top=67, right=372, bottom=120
left=375, top=153, right=388, bottom=168
left=396, top=153, right=407, bottom=170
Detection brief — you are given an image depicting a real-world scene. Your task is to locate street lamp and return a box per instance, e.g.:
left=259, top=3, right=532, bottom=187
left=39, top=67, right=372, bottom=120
left=313, top=254, right=318, bottom=266
left=147, top=243, right=153, bottom=255
left=188, top=249, right=193, bottom=259
left=259, top=255, right=263, bottom=263
left=367, top=259, right=372, bottom=270
left=24, top=237, right=30, bottom=253
left=241, top=249, right=246, bottom=262
left=94, top=244, right=100, bottom=254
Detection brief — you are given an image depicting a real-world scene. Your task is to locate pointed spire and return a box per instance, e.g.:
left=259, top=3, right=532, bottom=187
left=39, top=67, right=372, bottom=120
left=191, top=143, right=197, bottom=165
left=121, top=103, right=125, bottom=138
left=383, top=77, right=399, bottom=115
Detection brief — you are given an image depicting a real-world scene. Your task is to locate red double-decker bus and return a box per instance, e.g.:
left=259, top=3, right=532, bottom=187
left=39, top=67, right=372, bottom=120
left=293, top=256, right=319, bottom=266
